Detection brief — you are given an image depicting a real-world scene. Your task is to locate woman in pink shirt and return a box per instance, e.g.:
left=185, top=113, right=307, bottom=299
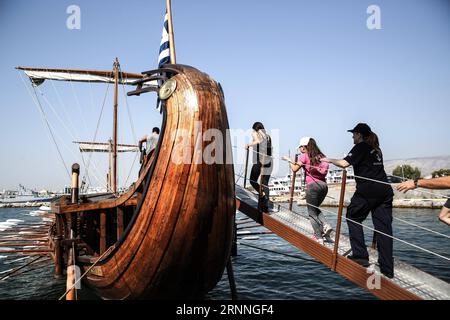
left=283, top=137, right=333, bottom=244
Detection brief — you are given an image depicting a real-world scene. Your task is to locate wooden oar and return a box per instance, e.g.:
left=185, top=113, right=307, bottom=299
left=8, top=261, right=53, bottom=278
left=0, top=238, right=48, bottom=242
left=0, top=249, right=52, bottom=253
left=0, top=256, right=43, bottom=280
left=0, top=243, right=48, bottom=247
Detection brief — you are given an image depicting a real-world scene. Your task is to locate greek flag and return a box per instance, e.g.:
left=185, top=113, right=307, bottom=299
left=158, top=11, right=170, bottom=67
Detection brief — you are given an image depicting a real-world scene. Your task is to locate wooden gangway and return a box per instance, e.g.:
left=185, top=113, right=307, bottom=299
left=235, top=185, right=450, bottom=300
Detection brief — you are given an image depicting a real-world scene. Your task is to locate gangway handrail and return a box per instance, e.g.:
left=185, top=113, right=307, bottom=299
left=235, top=172, right=450, bottom=262
left=234, top=158, right=450, bottom=264
left=237, top=145, right=450, bottom=240
left=235, top=145, right=450, bottom=199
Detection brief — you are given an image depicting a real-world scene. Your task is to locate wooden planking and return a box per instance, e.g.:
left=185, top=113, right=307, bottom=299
left=144, top=70, right=235, bottom=297
left=88, top=73, right=183, bottom=295
left=52, top=157, right=154, bottom=214
left=262, top=212, right=420, bottom=300
left=116, top=207, right=124, bottom=240
left=76, top=65, right=235, bottom=299
left=122, top=69, right=195, bottom=296
left=99, top=211, right=106, bottom=254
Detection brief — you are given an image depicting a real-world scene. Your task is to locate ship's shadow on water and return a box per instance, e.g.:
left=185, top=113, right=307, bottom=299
left=1, top=207, right=449, bottom=300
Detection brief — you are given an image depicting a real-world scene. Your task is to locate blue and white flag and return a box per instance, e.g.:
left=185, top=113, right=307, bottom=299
left=158, top=11, right=170, bottom=67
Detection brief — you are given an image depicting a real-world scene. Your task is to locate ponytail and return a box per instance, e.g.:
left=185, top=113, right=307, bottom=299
left=306, top=138, right=325, bottom=166
left=364, top=132, right=381, bottom=154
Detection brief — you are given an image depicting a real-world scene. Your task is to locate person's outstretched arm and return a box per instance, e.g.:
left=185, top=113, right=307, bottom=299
left=281, top=156, right=303, bottom=173
left=397, top=176, right=450, bottom=192
left=246, top=131, right=262, bottom=149
left=321, top=158, right=350, bottom=169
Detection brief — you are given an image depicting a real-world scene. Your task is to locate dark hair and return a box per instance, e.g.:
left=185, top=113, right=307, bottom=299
left=252, top=122, right=265, bottom=132
left=364, top=132, right=381, bottom=154
left=306, top=138, right=325, bottom=166
left=152, top=127, right=160, bottom=134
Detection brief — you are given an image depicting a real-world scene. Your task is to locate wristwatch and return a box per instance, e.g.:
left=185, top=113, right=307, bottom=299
left=413, top=178, right=419, bottom=188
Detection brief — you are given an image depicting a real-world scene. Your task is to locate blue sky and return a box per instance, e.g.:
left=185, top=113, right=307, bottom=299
left=1, top=0, right=449, bottom=190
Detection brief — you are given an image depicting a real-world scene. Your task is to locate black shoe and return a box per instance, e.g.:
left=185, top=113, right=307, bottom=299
left=347, top=255, right=370, bottom=267
left=258, top=196, right=269, bottom=212
left=376, top=260, right=394, bottom=279
left=378, top=266, right=394, bottom=279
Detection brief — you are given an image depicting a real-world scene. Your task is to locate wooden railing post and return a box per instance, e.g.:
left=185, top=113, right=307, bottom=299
left=66, top=248, right=76, bottom=300
left=331, top=169, right=347, bottom=271
left=71, top=163, right=80, bottom=204
left=100, top=211, right=107, bottom=254
left=66, top=163, right=80, bottom=300
left=289, top=154, right=298, bottom=211
left=53, top=215, right=63, bottom=278
left=243, top=147, right=250, bottom=189
left=117, top=207, right=124, bottom=240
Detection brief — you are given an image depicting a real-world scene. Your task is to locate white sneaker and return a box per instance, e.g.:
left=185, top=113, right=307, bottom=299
left=323, top=224, right=333, bottom=237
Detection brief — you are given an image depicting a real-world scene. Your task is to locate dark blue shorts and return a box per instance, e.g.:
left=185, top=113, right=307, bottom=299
left=445, top=198, right=450, bottom=209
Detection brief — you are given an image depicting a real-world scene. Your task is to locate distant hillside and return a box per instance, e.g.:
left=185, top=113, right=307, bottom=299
left=384, top=155, right=450, bottom=178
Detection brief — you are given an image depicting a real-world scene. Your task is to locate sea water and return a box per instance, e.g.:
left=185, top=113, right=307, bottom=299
left=0, top=206, right=448, bottom=300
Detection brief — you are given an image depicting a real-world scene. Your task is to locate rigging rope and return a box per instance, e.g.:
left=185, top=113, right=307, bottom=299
left=58, top=245, right=115, bottom=300
left=18, top=72, right=70, bottom=179
left=83, top=77, right=112, bottom=191
left=120, top=69, right=139, bottom=189
left=46, top=69, right=81, bottom=141
left=34, top=86, right=104, bottom=188
left=67, top=71, right=89, bottom=134
left=66, top=70, right=108, bottom=191
left=42, top=68, right=112, bottom=191
left=46, top=71, right=93, bottom=188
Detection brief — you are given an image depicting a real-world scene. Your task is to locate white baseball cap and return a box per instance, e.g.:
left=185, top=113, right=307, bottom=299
left=298, top=137, right=311, bottom=148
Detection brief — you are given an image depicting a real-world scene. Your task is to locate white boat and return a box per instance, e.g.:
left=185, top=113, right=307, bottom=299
left=269, top=174, right=305, bottom=196
left=269, top=166, right=356, bottom=196
left=326, top=167, right=355, bottom=184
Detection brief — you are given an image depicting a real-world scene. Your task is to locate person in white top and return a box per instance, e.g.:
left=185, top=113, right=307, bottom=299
left=139, top=127, right=160, bottom=155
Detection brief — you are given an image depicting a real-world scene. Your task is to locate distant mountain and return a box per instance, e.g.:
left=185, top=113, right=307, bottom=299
left=384, top=155, right=450, bottom=178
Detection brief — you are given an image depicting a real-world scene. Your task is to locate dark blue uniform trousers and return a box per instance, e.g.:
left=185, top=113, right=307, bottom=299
left=346, top=192, right=394, bottom=275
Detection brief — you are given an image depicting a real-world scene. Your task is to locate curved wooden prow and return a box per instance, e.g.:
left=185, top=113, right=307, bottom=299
left=51, top=65, right=235, bottom=299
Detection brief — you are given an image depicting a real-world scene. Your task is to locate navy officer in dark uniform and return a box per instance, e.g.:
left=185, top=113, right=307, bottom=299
left=323, top=123, right=394, bottom=278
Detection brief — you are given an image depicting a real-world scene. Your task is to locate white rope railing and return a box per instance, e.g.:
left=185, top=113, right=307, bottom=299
left=235, top=153, right=450, bottom=240
left=236, top=172, right=450, bottom=261
left=234, top=151, right=450, bottom=263
left=302, top=199, right=450, bottom=262
left=233, top=145, right=450, bottom=200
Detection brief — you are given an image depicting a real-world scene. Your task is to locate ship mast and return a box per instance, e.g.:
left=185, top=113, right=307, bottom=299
left=113, top=58, right=119, bottom=193
left=167, top=0, right=176, bottom=64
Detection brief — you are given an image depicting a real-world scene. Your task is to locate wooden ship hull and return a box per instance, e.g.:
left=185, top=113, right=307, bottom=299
left=50, top=65, right=236, bottom=299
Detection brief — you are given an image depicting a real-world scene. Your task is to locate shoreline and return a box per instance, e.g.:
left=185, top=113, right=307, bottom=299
left=1, top=198, right=446, bottom=209
left=0, top=202, right=51, bottom=208
left=271, top=196, right=446, bottom=209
